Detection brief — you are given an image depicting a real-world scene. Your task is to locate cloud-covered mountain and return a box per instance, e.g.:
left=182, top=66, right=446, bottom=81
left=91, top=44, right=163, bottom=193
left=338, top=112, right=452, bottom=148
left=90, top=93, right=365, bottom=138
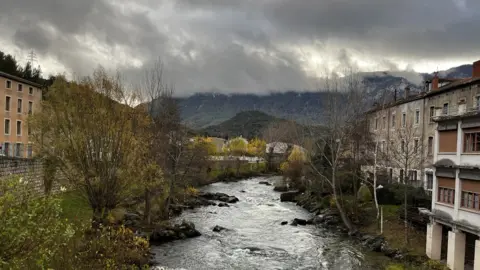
left=179, top=63, right=473, bottom=129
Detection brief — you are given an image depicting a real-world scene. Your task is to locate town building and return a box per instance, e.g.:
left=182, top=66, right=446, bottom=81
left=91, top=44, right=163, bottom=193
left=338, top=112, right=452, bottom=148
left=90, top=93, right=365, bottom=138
left=426, top=97, right=480, bottom=269
left=364, top=59, right=480, bottom=191
left=0, top=72, right=42, bottom=158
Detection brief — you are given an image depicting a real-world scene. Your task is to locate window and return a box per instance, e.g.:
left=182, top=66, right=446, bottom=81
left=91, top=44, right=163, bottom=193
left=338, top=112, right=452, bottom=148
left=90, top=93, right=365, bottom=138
left=5, top=80, right=12, bottom=89
left=375, top=118, right=378, bottom=130
left=17, top=99, right=22, bottom=113
left=461, top=191, right=480, bottom=210
left=415, top=110, right=420, bottom=124
left=16, top=121, right=21, bottom=136
left=3, top=142, right=10, bottom=156
left=426, top=174, right=433, bottom=190
left=17, top=84, right=23, bottom=92
left=382, top=116, right=386, bottom=129
left=27, top=144, right=33, bottom=158
left=438, top=187, right=455, bottom=204
left=443, top=103, right=449, bottom=115
left=429, top=106, right=435, bottom=123
left=402, top=112, right=406, bottom=127
left=4, top=119, right=10, bottom=135
left=428, top=136, right=433, bottom=155
left=414, top=139, right=419, bottom=153
left=28, top=124, right=31, bottom=136
left=400, top=169, right=404, bottom=183
left=14, top=143, right=22, bottom=158
left=476, top=96, right=480, bottom=111
left=28, top=101, right=33, bottom=115
left=464, top=132, right=480, bottom=152
left=29, top=87, right=33, bottom=95
left=5, top=96, right=10, bottom=111
left=392, top=114, right=396, bottom=128
left=408, top=170, right=418, bottom=181
left=401, top=140, right=405, bottom=152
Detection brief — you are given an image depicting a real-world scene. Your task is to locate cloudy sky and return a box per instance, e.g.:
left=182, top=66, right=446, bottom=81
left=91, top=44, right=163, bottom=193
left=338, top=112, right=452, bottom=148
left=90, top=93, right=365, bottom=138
left=0, top=0, right=479, bottom=95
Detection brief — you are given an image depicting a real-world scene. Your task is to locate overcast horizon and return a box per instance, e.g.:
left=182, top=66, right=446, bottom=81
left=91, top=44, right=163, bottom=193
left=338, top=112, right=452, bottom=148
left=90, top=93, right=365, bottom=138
left=1, top=0, right=479, bottom=95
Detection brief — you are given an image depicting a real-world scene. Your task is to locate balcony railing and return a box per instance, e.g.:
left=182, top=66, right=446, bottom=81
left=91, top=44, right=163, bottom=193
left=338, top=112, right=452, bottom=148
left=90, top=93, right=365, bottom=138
left=432, top=105, right=480, bottom=121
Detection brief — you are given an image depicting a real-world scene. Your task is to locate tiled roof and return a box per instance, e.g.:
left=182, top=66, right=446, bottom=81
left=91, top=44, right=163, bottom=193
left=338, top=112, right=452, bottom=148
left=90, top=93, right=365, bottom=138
left=0, top=71, right=43, bottom=88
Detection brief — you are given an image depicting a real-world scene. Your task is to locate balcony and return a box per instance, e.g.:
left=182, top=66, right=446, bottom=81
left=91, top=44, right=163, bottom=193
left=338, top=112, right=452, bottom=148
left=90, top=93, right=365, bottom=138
left=432, top=105, right=480, bottom=122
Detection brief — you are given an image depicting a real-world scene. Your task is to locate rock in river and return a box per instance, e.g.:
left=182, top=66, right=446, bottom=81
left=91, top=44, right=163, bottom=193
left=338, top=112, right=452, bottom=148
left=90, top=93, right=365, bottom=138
left=259, top=181, right=272, bottom=186
left=293, top=218, right=307, bottom=226
left=212, top=225, right=228, bottom=232
left=280, top=221, right=288, bottom=225
left=218, top=202, right=230, bottom=207
left=280, top=191, right=300, bottom=202
left=150, top=221, right=201, bottom=245
left=199, top=192, right=239, bottom=204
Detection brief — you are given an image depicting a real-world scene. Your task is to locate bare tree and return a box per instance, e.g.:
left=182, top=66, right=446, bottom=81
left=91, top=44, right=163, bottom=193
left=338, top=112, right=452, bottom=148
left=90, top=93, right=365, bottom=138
left=307, top=69, right=368, bottom=233
left=380, top=109, right=427, bottom=244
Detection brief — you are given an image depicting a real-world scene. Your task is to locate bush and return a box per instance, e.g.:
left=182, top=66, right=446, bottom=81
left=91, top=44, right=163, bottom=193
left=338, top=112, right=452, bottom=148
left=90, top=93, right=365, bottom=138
left=357, top=185, right=372, bottom=203
left=0, top=176, right=151, bottom=270
left=377, top=183, right=431, bottom=208
left=0, top=176, right=76, bottom=269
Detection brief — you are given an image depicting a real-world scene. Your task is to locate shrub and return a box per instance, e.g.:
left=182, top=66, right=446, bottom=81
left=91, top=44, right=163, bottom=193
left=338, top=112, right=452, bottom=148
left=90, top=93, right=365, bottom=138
left=357, top=185, right=372, bottom=203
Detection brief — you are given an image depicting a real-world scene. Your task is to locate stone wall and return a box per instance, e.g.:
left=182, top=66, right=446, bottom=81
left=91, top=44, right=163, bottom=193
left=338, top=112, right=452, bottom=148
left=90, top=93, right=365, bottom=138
left=0, top=157, right=64, bottom=196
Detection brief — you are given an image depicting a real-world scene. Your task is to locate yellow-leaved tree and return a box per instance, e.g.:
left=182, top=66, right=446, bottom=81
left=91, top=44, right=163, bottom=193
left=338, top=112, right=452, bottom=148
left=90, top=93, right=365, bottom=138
left=223, top=137, right=248, bottom=156
left=280, top=145, right=307, bottom=191
left=30, top=67, right=150, bottom=227
left=247, top=138, right=266, bottom=157
left=192, top=137, right=217, bottom=155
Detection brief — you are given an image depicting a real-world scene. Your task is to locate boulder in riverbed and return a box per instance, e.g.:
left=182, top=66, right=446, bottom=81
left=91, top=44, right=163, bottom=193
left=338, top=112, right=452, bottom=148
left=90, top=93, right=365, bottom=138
left=149, top=221, right=201, bottom=244
left=280, top=191, right=300, bottom=202
left=293, top=218, right=307, bottom=226
left=273, top=186, right=288, bottom=192
left=212, top=225, right=228, bottom=232
left=281, top=221, right=288, bottom=225
left=218, top=202, right=230, bottom=207
left=259, top=181, right=272, bottom=186
left=198, top=192, right=239, bottom=204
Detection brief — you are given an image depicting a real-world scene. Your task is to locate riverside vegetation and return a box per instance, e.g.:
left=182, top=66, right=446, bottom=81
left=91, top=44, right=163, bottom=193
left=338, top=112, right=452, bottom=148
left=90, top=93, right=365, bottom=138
left=0, top=65, right=269, bottom=269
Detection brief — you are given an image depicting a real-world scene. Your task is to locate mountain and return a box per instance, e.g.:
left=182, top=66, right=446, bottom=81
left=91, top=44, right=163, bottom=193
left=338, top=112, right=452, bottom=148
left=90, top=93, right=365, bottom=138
left=177, top=63, right=473, bottom=129
left=201, top=110, right=323, bottom=139
left=201, top=110, right=290, bottom=139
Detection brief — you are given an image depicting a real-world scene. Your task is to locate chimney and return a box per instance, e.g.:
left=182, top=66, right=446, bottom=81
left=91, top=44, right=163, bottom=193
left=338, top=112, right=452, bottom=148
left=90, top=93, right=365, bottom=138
left=473, top=60, right=480, bottom=78
left=432, top=72, right=439, bottom=91
left=404, top=86, right=410, bottom=99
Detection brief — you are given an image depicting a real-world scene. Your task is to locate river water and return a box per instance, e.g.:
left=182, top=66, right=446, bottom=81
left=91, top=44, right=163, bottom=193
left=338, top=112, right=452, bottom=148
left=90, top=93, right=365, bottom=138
left=152, top=176, right=389, bottom=270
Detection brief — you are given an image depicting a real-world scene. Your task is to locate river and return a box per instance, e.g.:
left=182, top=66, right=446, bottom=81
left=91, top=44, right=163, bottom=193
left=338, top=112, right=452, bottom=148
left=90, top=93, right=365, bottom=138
left=151, top=176, right=390, bottom=270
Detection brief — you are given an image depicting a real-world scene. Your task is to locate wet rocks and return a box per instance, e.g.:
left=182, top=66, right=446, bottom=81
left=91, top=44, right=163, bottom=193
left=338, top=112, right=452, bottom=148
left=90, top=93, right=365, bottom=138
left=259, top=181, right=272, bottom=186
left=149, top=221, right=201, bottom=245
left=273, top=186, right=288, bottom=192
left=218, top=202, right=230, bottom=207
left=198, top=192, right=239, bottom=204
left=293, top=218, right=307, bottom=226
left=280, top=221, right=288, bottom=225
left=280, top=191, right=300, bottom=202
left=212, top=225, right=227, bottom=232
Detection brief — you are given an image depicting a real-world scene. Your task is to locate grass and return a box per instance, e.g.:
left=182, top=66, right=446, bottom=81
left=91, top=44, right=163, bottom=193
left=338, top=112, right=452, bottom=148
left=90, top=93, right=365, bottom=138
left=58, top=190, right=92, bottom=225
left=362, top=204, right=426, bottom=256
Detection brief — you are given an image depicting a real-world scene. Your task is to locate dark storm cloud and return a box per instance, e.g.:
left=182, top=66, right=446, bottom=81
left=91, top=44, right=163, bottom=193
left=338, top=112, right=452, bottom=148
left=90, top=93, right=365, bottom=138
left=1, top=0, right=479, bottom=95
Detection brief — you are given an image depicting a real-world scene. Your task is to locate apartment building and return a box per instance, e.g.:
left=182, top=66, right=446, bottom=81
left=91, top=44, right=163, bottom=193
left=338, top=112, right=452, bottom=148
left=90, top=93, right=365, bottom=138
left=426, top=105, right=480, bottom=269
left=0, top=71, right=42, bottom=158
left=364, top=59, right=480, bottom=191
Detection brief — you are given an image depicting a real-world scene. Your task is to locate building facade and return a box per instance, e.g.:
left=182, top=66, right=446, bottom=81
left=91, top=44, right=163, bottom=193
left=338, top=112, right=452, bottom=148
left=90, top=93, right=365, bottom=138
left=365, top=59, right=480, bottom=191
left=0, top=72, right=42, bottom=158
left=426, top=104, right=480, bottom=269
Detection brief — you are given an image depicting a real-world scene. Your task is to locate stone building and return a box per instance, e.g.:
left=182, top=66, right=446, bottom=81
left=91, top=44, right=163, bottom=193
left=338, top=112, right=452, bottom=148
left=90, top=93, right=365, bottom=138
left=364, top=59, right=480, bottom=191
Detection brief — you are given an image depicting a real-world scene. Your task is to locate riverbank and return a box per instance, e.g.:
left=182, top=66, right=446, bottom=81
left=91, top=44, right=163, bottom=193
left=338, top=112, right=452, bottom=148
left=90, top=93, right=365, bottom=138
left=285, top=191, right=448, bottom=270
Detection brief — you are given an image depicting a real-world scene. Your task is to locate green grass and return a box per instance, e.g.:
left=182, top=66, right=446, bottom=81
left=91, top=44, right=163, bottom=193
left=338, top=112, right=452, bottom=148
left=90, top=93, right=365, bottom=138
left=58, top=190, right=92, bottom=225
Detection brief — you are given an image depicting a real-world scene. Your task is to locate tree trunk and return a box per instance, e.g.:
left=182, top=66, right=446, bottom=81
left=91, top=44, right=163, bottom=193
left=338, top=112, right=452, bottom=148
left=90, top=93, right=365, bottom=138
left=144, top=187, right=151, bottom=224
left=332, top=169, right=355, bottom=233
left=92, top=207, right=106, bottom=229
left=373, top=142, right=379, bottom=219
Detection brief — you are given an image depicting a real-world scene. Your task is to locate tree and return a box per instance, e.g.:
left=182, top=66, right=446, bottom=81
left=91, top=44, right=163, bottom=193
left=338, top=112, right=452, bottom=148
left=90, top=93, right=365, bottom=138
left=307, top=69, right=368, bottom=233
left=223, top=137, right=248, bottom=156
left=30, top=67, right=149, bottom=227
left=247, top=138, right=266, bottom=157
left=380, top=110, right=427, bottom=244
